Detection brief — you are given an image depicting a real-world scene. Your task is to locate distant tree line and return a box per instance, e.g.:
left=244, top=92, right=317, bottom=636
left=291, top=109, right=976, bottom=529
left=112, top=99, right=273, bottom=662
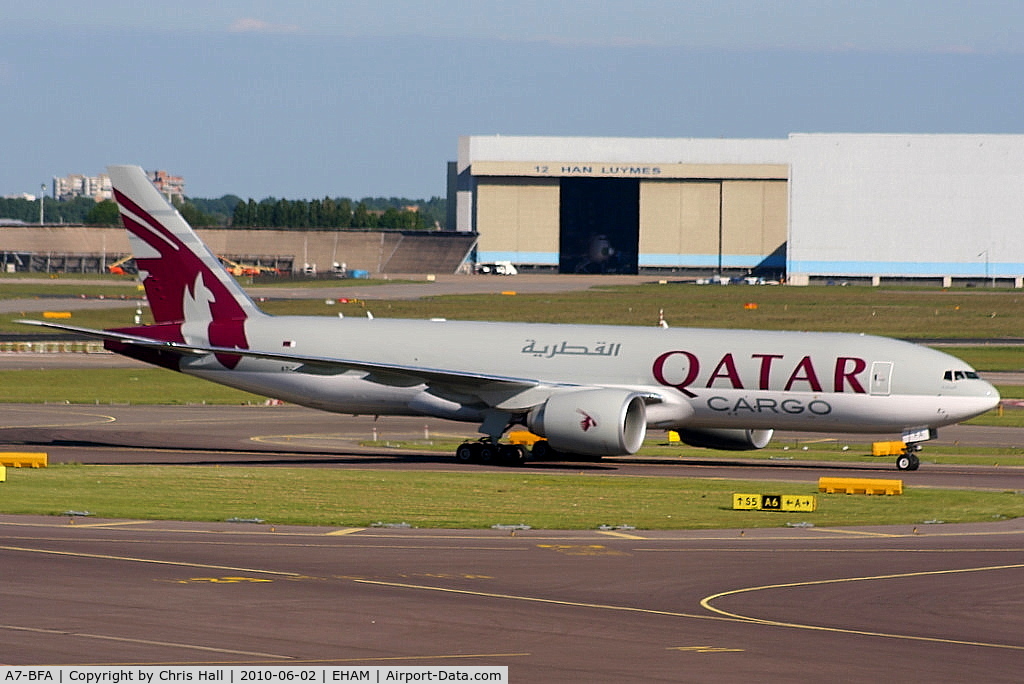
left=1, top=194, right=447, bottom=230
left=229, top=196, right=446, bottom=230
left=0, top=196, right=99, bottom=225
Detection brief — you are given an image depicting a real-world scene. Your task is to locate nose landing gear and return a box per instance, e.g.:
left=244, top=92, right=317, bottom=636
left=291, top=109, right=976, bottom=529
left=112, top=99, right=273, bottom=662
left=896, top=444, right=922, bottom=471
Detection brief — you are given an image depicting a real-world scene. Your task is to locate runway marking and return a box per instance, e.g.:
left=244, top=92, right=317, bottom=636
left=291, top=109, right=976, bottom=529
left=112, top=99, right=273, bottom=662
left=0, top=408, right=117, bottom=429
left=326, top=527, right=366, bottom=535
left=0, top=544, right=305, bottom=577
left=0, top=623, right=292, bottom=659
left=597, top=530, right=646, bottom=539
left=358, top=564, right=1024, bottom=653
left=537, top=544, right=629, bottom=556
left=176, top=577, right=276, bottom=584
left=668, top=645, right=744, bottom=654
left=354, top=579, right=724, bottom=622
left=812, top=528, right=901, bottom=537
left=700, top=562, right=1024, bottom=651
left=68, top=520, right=155, bottom=529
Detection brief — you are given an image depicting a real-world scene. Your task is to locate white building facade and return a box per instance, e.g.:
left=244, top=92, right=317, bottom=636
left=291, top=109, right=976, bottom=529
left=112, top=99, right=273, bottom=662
left=452, top=134, right=1024, bottom=284
left=787, top=134, right=1024, bottom=285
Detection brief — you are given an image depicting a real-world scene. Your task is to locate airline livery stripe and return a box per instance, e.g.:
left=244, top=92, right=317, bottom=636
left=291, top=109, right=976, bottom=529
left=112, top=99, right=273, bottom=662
left=120, top=212, right=181, bottom=252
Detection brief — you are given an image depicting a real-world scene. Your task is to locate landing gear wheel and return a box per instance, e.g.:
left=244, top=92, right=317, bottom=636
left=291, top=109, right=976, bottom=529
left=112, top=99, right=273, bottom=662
left=896, top=452, right=920, bottom=471
left=455, top=442, right=478, bottom=463
left=531, top=440, right=554, bottom=460
left=477, top=443, right=498, bottom=463
left=499, top=444, right=527, bottom=466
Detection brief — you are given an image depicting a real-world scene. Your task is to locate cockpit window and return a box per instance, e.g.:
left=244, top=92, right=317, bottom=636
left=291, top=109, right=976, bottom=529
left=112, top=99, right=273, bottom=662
left=944, top=370, right=980, bottom=381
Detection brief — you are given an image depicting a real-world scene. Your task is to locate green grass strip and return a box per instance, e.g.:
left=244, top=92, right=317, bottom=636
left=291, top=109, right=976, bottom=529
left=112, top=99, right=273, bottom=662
left=1, top=465, right=1021, bottom=529
left=0, top=369, right=264, bottom=404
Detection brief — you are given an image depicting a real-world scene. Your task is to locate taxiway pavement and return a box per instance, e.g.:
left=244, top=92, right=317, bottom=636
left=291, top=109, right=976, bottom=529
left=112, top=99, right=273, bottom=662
left=0, top=514, right=1021, bottom=681
left=1, top=400, right=1023, bottom=679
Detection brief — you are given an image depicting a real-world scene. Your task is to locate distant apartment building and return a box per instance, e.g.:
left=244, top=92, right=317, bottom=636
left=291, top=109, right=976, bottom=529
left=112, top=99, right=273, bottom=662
left=148, top=170, right=185, bottom=201
left=53, top=173, right=112, bottom=201
left=51, top=170, right=184, bottom=202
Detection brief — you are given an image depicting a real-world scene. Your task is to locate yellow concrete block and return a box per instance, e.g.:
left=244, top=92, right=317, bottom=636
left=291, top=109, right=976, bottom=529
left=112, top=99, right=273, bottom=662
left=508, top=430, right=542, bottom=447
left=0, top=465, right=6, bottom=482
left=872, top=441, right=906, bottom=456
left=0, top=452, right=48, bottom=468
left=819, top=476, right=902, bottom=495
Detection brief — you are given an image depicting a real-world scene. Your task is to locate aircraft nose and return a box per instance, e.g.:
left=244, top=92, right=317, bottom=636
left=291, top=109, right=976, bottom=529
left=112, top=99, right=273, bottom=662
left=968, top=378, right=1001, bottom=416
left=944, top=377, right=1001, bottom=423
left=982, top=380, right=1001, bottom=410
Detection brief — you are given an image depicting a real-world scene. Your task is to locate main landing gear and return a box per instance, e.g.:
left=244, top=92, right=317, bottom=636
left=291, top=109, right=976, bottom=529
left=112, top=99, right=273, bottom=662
left=453, top=438, right=600, bottom=466
left=895, top=443, right=922, bottom=471
left=455, top=439, right=529, bottom=466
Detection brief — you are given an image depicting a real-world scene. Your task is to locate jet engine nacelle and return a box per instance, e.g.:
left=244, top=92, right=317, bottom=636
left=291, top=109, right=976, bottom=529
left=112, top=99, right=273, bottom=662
left=527, top=388, right=647, bottom=456
left=674, top=427, right=774, bottom=451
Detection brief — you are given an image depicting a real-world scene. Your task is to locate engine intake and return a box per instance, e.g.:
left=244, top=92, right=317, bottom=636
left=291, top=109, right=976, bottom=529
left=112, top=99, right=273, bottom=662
left=527, top=388, right=647, bottom=456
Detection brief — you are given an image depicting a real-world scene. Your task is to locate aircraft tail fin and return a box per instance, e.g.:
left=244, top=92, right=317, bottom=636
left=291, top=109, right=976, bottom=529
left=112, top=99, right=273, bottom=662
left=107, top=165, right=263, bottom=352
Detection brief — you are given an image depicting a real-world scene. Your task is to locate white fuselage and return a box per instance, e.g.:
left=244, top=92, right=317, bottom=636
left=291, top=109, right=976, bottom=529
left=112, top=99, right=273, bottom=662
left=179, top=315, right=999, bottom=435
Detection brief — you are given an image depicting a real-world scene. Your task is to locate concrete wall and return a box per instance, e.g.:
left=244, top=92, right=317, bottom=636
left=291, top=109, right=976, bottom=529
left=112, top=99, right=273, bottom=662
left=0, top=227, right=474, bottom=275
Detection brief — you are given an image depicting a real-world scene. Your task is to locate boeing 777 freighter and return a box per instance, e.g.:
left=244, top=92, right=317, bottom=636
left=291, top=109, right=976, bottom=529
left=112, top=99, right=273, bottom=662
left=19, top=166, right=1001, bottom=470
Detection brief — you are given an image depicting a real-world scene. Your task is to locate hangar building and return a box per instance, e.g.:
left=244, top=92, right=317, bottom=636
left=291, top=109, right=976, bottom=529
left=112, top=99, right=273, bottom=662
left=451, top=134, right=1024, bottom=285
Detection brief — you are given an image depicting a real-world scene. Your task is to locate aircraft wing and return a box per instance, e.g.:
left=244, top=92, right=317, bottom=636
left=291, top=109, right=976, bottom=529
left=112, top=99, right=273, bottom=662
left=15, top=318, right=559, bottom=408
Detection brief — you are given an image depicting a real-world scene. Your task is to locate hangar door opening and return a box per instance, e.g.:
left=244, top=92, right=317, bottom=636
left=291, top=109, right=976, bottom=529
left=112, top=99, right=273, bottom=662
left=559, top=178, right=639, bottom=274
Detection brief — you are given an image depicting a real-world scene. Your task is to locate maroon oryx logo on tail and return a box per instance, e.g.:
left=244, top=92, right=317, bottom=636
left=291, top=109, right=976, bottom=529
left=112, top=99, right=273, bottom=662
left=110, top=175, right=251, bottom=368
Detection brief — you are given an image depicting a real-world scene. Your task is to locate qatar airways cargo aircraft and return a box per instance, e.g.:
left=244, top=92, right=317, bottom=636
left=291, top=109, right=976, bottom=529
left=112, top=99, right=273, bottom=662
left=19, top=166, right=1000, bottom=470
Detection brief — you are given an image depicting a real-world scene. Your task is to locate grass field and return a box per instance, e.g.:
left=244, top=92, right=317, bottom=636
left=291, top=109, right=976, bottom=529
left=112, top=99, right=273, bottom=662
left=0, top=368, right=264, bottom=404
left=3, top=465, right=1022, bottom=529
left=262, top=282, right=1024, bottom=340
left=5, top=278, right=1024, bottom=339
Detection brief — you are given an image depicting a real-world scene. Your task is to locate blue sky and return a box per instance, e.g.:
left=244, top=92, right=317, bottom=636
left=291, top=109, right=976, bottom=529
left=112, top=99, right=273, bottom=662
left=2, top=1, right=1023, bottom=200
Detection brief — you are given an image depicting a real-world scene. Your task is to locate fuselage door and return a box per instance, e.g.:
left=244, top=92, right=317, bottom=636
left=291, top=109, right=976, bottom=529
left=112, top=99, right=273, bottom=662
left=870, top=361, right=894, bottom=396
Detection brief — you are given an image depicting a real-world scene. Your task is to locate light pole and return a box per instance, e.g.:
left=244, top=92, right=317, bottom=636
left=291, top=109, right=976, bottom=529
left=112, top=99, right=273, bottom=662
left=39, top=183, right=46, bottom=224
left=978, top=250, right=992, bottom=288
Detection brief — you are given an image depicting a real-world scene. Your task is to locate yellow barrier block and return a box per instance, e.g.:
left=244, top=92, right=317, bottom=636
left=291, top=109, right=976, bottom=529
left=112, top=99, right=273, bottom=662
left=872, top=441, right=906, bottom=456
left=819, top=476, right=902, bottom=495
left=0, top=452, right=48, bottom=468
left=0, top=465, right=6, bottom=482
left=508, top=430, right=542, bottom=447
left=43, top=311, right=73, bottom=319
